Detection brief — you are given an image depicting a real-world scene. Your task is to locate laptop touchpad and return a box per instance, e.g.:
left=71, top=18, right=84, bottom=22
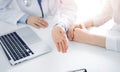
left=16, top=27, right=41, bottom=45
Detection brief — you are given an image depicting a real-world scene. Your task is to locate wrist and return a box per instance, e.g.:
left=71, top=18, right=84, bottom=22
left=26, top=16, right=31, bottom=24
left=54, top=24, right=66, bottom=32
left=88, top=34, right=106, bottom=47
left=17, top=14, right=29, bottom=24
left=83, top=33, right=93, bottom=44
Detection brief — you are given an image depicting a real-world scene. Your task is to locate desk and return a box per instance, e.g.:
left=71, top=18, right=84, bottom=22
left=0, top=21, right=120, bottom=72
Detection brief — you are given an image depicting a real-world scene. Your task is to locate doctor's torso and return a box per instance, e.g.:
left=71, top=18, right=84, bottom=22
left=16, top=0, right=49, bottom=17
left=2, top=0, right=59, bottom=17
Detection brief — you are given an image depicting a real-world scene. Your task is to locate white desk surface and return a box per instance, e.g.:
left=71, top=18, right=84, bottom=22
left=0, top=21, right=120, bottom=72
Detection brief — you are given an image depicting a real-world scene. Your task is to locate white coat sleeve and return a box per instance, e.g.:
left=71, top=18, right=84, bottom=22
left=49, top=0, right=77, bottom=31
left=93, top=0, right=113, bottom=26
left=106, top=35, right=120, bottom=52
left=106, top=25, right=120, bottom=52
left=0, top=0, right=25, bottom=25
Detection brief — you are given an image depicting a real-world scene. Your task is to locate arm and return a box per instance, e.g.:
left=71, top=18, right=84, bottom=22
left=74, top=28, right=120, bottom=52
left=93, top=0, right=112, bottom=26
left=0, top=0, right=25, bottom=24
left=87, top=34, right=106, bottom=48
left=73, top=28, right=106, bottom=48
left=0, top=0, right=48, bottom=28
left=68, top=0, right=113, bottom=40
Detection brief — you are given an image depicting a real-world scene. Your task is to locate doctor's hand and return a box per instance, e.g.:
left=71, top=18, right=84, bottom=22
left=52, top=25, right=68, bottom=53
left=67, top=24, right=85, bottom=41
left=27, top=16, right=48, bottom=29
left=73, top=28, right=89, bottom=43
left=68, top=20, right=94, bottom=40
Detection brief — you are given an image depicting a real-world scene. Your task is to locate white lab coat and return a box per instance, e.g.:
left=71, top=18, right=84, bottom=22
left=93, top=0, right=120, bottom=51
left=0, top=0, right=76, bottom=30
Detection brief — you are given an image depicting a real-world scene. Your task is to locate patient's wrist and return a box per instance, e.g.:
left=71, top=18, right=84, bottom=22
left=54, top=24, right=66, bottom=32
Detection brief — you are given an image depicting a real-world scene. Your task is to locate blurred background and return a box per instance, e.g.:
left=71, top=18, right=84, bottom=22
left=74, top=0, right=113, bottom=36
left=75, top=0, right=104, bottom=23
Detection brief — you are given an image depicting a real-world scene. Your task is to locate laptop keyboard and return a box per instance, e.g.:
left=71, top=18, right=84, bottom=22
left=0, top=32, right=34, bottom=61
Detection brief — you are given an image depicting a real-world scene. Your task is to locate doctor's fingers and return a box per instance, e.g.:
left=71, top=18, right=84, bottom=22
left=31, top=23, right=41, bottom=29
left=68, top=26, right=75, bottom=41
left=37, top=18, right=48, bottom=27
left=68, top=24, right=83, bottom=40
left=34, top=21, right=46, bottom=28
left=27, top=16, right=48, bottom=28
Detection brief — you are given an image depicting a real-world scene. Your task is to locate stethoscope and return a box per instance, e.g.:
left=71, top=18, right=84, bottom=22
left=23, top=0, right=31, bottom=7
left=23, top=0, right=44, bottom=18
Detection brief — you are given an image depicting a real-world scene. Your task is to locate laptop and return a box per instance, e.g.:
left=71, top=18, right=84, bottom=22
left=0, top=26, right=52, bottom=67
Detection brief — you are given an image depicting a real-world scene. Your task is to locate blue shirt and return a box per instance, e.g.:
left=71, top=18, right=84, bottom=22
left=17, top=14, right=29, bottom=24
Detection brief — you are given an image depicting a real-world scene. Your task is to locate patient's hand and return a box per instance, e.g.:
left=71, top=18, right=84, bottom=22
left=27, top=16, right=48, bottom=29
left=52, top=25, right=68, bottom=53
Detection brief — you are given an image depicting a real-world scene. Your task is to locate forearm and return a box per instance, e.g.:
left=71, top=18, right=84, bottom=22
left=0, top=6, right=25, bottom=24
left=17, top=14, right=29, bottom=24
left=53, top=0, right=76, bottom=31
left=86, top=34, right=106, bottom=48
left=82, top=20, right=106, bottom=48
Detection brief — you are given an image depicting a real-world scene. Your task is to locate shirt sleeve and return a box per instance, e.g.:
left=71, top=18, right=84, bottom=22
left=49, top=0, right=77, bottom=31
left=17, top=14, right=29, bottom=24
left=106, top=36, right=117, bottom=51
left=106, top=29, right=120, bottom=52
left=93, top=0, right=113, bottom=26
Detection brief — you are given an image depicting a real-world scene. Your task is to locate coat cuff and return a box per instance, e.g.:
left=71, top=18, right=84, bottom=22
left=17, top=14, right=29, bottom=24
left=106, top=36, right=117, bottom=51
